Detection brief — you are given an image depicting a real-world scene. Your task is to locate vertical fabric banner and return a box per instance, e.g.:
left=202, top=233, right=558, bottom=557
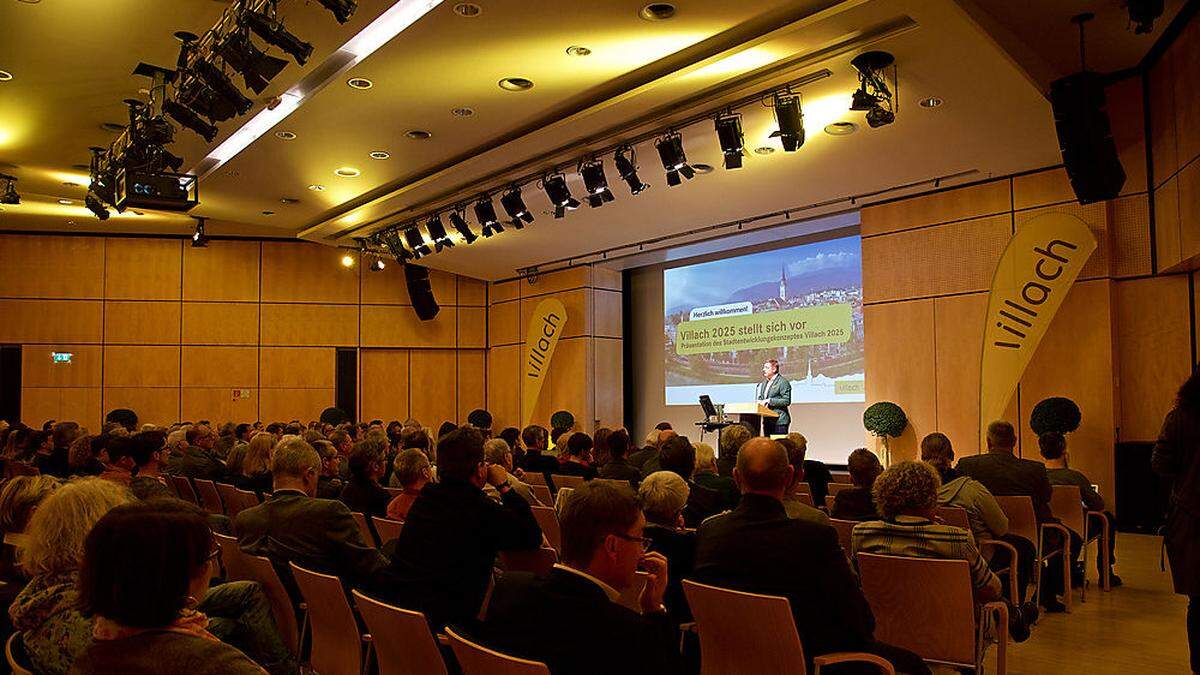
left=522, top=298, right=567, bottom=428
left=979, top=213, right=1097, bottom=448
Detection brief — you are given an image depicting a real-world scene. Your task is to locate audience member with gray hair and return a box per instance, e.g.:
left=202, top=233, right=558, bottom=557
left=482, top=438, right=542, bottom=506
left=386, top=449, right=433, bottom=520
left=640, top=471, right=696, bottom=622
left=692, top=441, right=739, bottom=509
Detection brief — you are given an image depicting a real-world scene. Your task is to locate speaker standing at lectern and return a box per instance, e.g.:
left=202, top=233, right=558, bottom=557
left=757, top=359, right=791, bottom=435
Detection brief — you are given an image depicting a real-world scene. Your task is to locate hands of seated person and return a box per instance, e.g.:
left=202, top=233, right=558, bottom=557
left=486, top=463, right=510, bottom=488
left=638, top=551, right=670, bottom=615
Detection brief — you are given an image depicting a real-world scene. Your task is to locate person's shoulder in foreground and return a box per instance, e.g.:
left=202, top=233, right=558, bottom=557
left=70, top=631, right=265, bottom=675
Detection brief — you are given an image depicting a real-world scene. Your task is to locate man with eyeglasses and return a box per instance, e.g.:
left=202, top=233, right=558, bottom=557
left=476, top=481, right=681, bottom=675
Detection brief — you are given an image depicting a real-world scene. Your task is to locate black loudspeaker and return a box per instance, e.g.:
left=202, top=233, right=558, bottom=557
left=0, top=346, right=19, bottom=425
left=404, top=263, right=440, bottom=321
left=333, top=349, right=356, bottom=424
left=1049, top=71, right=1126, bottom=204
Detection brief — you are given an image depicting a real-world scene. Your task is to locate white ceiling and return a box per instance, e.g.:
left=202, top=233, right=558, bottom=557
left=0, top=0, right=1156, bottom=280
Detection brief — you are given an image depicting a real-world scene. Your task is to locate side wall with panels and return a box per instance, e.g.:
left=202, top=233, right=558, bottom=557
left=0, top=236, right=487, bottom=428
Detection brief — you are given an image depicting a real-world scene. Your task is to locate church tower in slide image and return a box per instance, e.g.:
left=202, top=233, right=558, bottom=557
left=779, top=264, right=788, bottom=302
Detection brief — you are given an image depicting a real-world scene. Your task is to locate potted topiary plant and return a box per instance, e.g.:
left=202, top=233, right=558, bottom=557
left=863, top=401, right=907, bottom=467
left=1030, top=397, right=1081, bottom=435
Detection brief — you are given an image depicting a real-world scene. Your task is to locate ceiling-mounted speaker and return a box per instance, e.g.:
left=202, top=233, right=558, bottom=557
left=404, top=262, right=440, bottom=321
left=1048, top=71, right=1126, bottom=204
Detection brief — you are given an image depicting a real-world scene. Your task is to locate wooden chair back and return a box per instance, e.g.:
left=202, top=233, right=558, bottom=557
left=856, top=552, right=977, bottom=667
left=550, top=474, right=585, bottom=491
left=290, top=562, right=366, bottom=675
left=936, top=506, right=971, bottom=531
left=682, top=579, right=810, bottom=675
left=5, top=632, right=33, bottom=675
left=827, top=482, right=855, bottom=496
left=352, top=590, right=449, bottom=675
left=530, top=483, right=553, bottom=505
left=499, top=547, right=558, bottom=576
left=372, top=516, right=404, bottom=547
left=241, top=553, right=301, bottom=654
left=993, top=496, right=1038, bottom=546
left=171, top=475, right=199, bottom=505
left=530, top=506, right=561, bottom=553
left=1049, top=485, right=1087, bottom=539
left=446, top=627, right=551, bottom=675
left=795, top=492, right=814, bottom=507
left=193, top=478, right=224, bottom=515
left=351, top=511, right=377, bottom=547
left=830, top=518, right=857, bottom=553
left=792, top=482, right=812, bottom=496
left=215, top=483, right=242, bottom=517
left=214, top=532, right=253, bottom=583
left=523, top=472, right=547, bottom=486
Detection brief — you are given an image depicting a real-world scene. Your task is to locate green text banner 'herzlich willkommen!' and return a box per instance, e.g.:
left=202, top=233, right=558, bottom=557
left=675, top=304, right=852, bottom=355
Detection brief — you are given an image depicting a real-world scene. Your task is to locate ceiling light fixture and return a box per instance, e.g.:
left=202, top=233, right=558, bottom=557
left=335, top=167, right=361, bottom=177
left=275, top=130, right=298, bottom=140
left=341, top=251, right=356, bottom=267
left=242, top=9, right=314, bottom=66
left=769, top=89, right=805, bottom=151
left=191, top=218, right=209, bottom=248
left=57, top=199, right=73, bottom=205
left=473, top=195, right=503, bottom=237
left=499, top=185, right=533, bottom=228
left=426, top=214, right=454, bottom=252
left=714, top=113, right=745, bottom=169
left=405, top=130, right=432, bottom=140
left=614, top=145, right=650, bottom=195
left=404, top=225, right=432, bottom=258
left=655, top=131, right=694, bottom=186
left=451, top=106, right=474, bottom=117
left=824, top=121, right=857, bottom=136
left=164, top=100, right=219, bottom=142
left=369, top=150, right=391, bottom=159
left=541, top=172, right=580, bottom=218
left=579, top=158, right=615, bottom=208
left=379, top=230, right=413, bottom=263
left=193, top=0, right=443, bottom=178
left=216, top=28, right=289, bottom=94
left=449, top=206, right=478, bottom=243
left=850, top=50, right=897, bottom=128
left=639, top=3, right=676, bottom=20
left=347, top=77, right=374, bottom=89
left=692, top=163, right=714, bottom=174
left=498, top=77, right=534, bottom=91
left=319, top=0, right=358, bottom=24
left=369, top=256, right=387, bottom=271
left=261, top=210, right=275, bottom=216
left=0, top=71, right=12, bottom=82
left=754, top=146, right=775, bottom=155
left=0, top=175, right=20, bottom=205
left=918, top=96, right=943, bottom=108
left=452, top=2, right=481, bottom=17
left=308, top=184, right=326, bottom=191
left=566, top=46, right=591, bottom=57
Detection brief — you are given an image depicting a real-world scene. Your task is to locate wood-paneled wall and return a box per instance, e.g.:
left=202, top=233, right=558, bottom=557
left=487, top=266, right=623, bottom=434
left=1149, top=11, right=1200, bottom=271
left=0, top=235, right=487, bottom=428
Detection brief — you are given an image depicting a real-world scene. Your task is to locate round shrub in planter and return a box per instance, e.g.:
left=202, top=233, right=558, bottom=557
left=863, top=401, right=908, bottom=465
left=1030, top=397, right=1081, bottom=435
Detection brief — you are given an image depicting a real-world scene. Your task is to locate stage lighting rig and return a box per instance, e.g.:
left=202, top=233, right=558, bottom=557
left=404, top=225, right=432, bottom=259
left=850, top=51, right=897, bottom=129
left=164, top=100, right=219, bottom=142
left=0, top=175, right=19, bottom=205
left=242, top=8, right=314, bottom=65
left=318, top=0, right=358, bottom=23
left=579, top=158, right=615, bottom=208
left=769, top=90, right=805, bottom=151
left=194, top=60, right=254, bottom=117
left=85, top=193, right=110, bottom=221
left=427, top=214, right=454, bottom=252
left=714, top=113, right=745, bottom=169
left=380, top=230, right=414, bottom=263
left=655, top=132, right=694, bottom=187
left=500, top=185, right=534, bottom=228
left=217, top=28, right=289, bottom=94
left=1127, top=0, right=1163, bottom=34
left=473, top=195, right=504, bottom=237
left=614, top=145, right=650, bottom=195
left=542, top=173, right=580, bottom=219
left=449, top=206, right=478, bottom=244
left=191, top=218, right=209, bottom=247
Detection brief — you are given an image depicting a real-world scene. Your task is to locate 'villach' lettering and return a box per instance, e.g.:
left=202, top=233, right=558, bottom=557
left=526, top=312, right=562, bottom=376
left=993, top=239, right=1077, bottom=349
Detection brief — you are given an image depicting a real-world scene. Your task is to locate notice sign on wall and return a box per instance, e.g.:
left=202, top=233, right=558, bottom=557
left=674, top=304, right=852, bottom=355
left=232, top=389, right=252, bottom=401
left=51, top=352, right=72, bottom=364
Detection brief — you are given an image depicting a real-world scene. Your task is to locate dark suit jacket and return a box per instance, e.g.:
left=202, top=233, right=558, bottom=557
left=682, top=480, right=725, bottom=528
left=554, top=461, right=598, bottom=481
left=956, top=450, right=1054, bottom=522
left=645, top=524, right=696, bottom=622
left=830, top=487, right=878, bottom=521
left=715, top=455, right=736, bottom=478
left=692, top=494, right=876, bottom=660
left=167, top=446, right=225, bottom=481
left=757, top=376, right=792, bottom=428
left=376, top=479, right=542, bottom=630
left=520, top=450, right=559, bottom=474
left=803, top=460, right=833, bottom=506
left=340, top=477, right=392, bottom=518
left=693, top=471, right=739, bottom=510
left=477, top=568, right=681, bottom=675
left=233, top=489, right=387, bottom=588
left=628, top=446, right=658, bottom=471
left=598, top=458, right=641, bottom=485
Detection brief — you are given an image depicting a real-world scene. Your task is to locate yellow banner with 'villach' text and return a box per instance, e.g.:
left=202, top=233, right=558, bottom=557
left=522, top=298, right=567, bottom=428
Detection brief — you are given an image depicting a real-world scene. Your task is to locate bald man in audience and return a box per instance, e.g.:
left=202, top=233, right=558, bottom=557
left=692, top=438, right=929, bottom=675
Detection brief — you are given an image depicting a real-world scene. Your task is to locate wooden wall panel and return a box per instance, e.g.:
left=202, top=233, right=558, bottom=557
left=1013, top=169, right=1074, bottom=210
left=594, top=267, right=622, bottom=292
left=457, top=307, right=486, bottom=348
left=359, top=350, right=410, bottom=423
left=457, top=350, right=487, bottom=423
left=103, top=346, right=180, bottom=387
left=594, top=338, right=624, bottom=429
left=550, top=338, right=593, bottom=432
left=104, top=238, right=182, bottom=300
left=490, top=280, right=519, bottom=303
left=22, top=387, right=102, bottom=428
left=0, top=235, right=104, bottom=298
left=260, top=347, right=335, bottom=388
left=1173, top=15, right=1200, bottom=172
left=488, top=301, right=519, bottom=347
left=521, top=342, right=554, bottom=429
left=22, top=345, right=102, bottom=387
left=1115, top=276, right=1192, bottom=440
left=458, top=277, right=487, bottom=306
left=103, top=301, right=182, bottom=344
left=261, top=242, right=359, bottom=303
left=1178, top=158, right=1200, bottom=262
left=104, top=387, right=180, bottom=426
left=862, top=215, right=1010, bottom=303
left=258, top=388, right=333, bottom=423
left=0, top=300, right=102, bottom=343
left=1014, top=201, right=1110, bottom=280
left=183, top=240, right=260, bottom=301
left=360, top=265, right=457, bottom=306
left=1149, top=41, right=1179, bottom=186
left=595, top=290, right=622, bottom=338
left=1107, top=76, right=1148, bottom=196
left=409, top=350, right=457, bottom=427
left=932, top=293, right=987, bottom=456
left=361, top=306, right=456, bottom=348
left=864, top=300, right=936, bottom=462
left=520, top=267, right=592, bottom=298
left=182, top=303, right=260, bottom=345
left=1110, top=194, right=1153, bottom=278
left=260, top=304, right=358, bottom=346
left=861, top=180, right=1010, bottom=236
left=488, top=345, right=520, bottom=431
left=520, top=288, right=590, bottom=339
left=1155, top=176, right=1183, bottom=270
left=181, top=346, right=258, bottom=387
left=181, top=387, right=259, bottom=424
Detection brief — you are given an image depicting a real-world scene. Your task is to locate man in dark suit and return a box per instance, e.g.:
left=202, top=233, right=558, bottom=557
left=658, top=436, right=725, bottom=527
left=757, top=359, right=792, bottom=435
left=167, top=425, right=225, bottom=480
left=636, top=429, right=677, bottom=476
left=519, top=425, right=559, bottom=474
left=376, top=427, right=543, bottom=630
left=597, top=429, right=642, bottom=485
left=234, top=436, right=387, bottom=589
left=476, top=481, right=681, bottom=675
left=956, top=420, right=1066, bottom=612
left=692, top=438, right=929, bottom=674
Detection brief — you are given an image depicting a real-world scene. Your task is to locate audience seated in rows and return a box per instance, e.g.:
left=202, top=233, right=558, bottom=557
left=168, top=425, right=224, bottom=481
left=128, top=431, right=172, bottom=500
left=34, top=422, right=80, bottom=478
left=386, top=449, right=431, bottom=520
left=312, top=439, right=346, bottom=499
left=519, top=424, right=558, bottom=474
left=692, top=441, right=738, bottom=508
left=231, top=433, right=274, bottom=495
left=339, top=438, right=392, bottom=518
left=1040, top=431, right=1120, bottom=586
left=776, top=436, right=831, bottom=527
left=476, top=481, right=681, bottom=675
left=498, top=427, right=523, bottom=465
left=466, top=409, right=494, bottom=440
left=716, top=424, right=751, bottom=477
left=556, top=433, right=599, bottom=480
left=631, top=428, right=675, bottom=474
left=597, top=429, right=642, bottom=484
left=657, top=436, right=727, bottom=527
left=920, top=432, right=1009, bottom=547
left=691, top=438, right=929, bottom=675
left=789, top=433, right=834, bottom=507
left=483, top=438, right=543, bottom=506
left=639, top=471, right=696, bottom=622
left=831, top=448, right=882, bottom=521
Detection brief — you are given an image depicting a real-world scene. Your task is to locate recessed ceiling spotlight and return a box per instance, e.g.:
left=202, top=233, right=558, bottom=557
left=369, top=150, right=391, bottom=160
left=71, top=164, right=89, bottom=171
left=824, top=121, right=858, bottom=136
left=57, top=199, right=73, bottom=205
left=334, top=167, right=361, bottom=177
left=452, top=2, right=481, bottom=17
left=451, top=106, right=474, bottom=117
left=0, top=70, right=12, bottom=82
left=275, top=130, right=298, bottom=140
left=347, top=77, right=373, bottom=90
left=16, top=0, right=41, bottom=4
left=261, top=210, right=275, bottom=216
left=566, top=46, right=591, bottom=57
left=280, top=197, right=300, bottom=205
left=692, top=163, right=714, bottom=174
left=640, top=3, right=676, bottom=20
left=919, top=96, right=944, bottom=108
left=498, top=77, right=534, bottom=91
left=101, top=122, right=125, bottom=132
left=405, top=130, right=432, bottom=140
left=61, top=181, right=79, bottom=187
left=754, top=146, right=775, bottom=155
left=308, top=184, right=326, bottom=191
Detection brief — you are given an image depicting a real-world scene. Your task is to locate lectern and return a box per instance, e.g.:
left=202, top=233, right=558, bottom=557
left=724, top=402, right=779, bottom=437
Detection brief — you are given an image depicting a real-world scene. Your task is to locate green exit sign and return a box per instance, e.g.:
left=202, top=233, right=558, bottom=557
left=51, top=352, right=73, bottom=364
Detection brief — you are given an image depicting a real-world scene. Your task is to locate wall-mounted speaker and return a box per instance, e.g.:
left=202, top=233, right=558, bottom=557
left=1049, top=71, right=1126, bottom=204
left=404, top=263, right=440, bottom=321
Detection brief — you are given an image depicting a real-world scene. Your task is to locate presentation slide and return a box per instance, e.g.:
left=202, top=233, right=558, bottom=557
left=663, top=236, right=865, bottom=407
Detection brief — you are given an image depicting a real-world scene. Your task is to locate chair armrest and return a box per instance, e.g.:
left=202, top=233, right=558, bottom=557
left=1039, top=522, right=1071, bottom=555
left=437, top=634, right=451, bottom=646
left=678, top=622, right=697, bottom=634
left=979, top=539, right=1020, bottom=605
left=812, top=651, right=896, bottom=674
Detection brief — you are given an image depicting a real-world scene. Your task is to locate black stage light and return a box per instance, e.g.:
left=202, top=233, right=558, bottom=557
left=243, top=10, right=314, bottom=65
left=85, top=193, right=110, bottom=221
left=850, top=51, right=896, bottom=128
left=380, top=230, right=413, bottom=263
left=427, top=214, right=454, bottom=252
left=159, top=148, right=185, bottom=173
left=866, top=106, right=895, bottom=128
left=500, top=185, right=533, bottom=228
left=770, top=90, right=805, bottom=152
left=579, top=158, right=615, bottom=208
left=714, top=113, right=745, bottom=169
left=319, top=0, right=357, bottom=23
left=191, top=219, right=209, bottom=248
left=404, top=226, right=432, bottom=259
left=217, top=29, right=289, bottom=95
left=449, top=207, right=478, bottom=244
left=0, top=175, right=19, bottom=205
left=163, top=100, right=219, bottom=142
left=655, top=132, right=694, bottom=187
left=177, top=78, right=239, bottom=123
left=850, top=88, right=879, bottom=111
left=542, top=173, right=580, bottom=219
left=194, top=60, right=254, bottom=117
left=369, top=257, right=387, bottom=271
left=614, top=146, right=650, bottom=195
left=1128, top=0, right=1164, bottom=34
left=473, top=195, right=504, bottom=237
